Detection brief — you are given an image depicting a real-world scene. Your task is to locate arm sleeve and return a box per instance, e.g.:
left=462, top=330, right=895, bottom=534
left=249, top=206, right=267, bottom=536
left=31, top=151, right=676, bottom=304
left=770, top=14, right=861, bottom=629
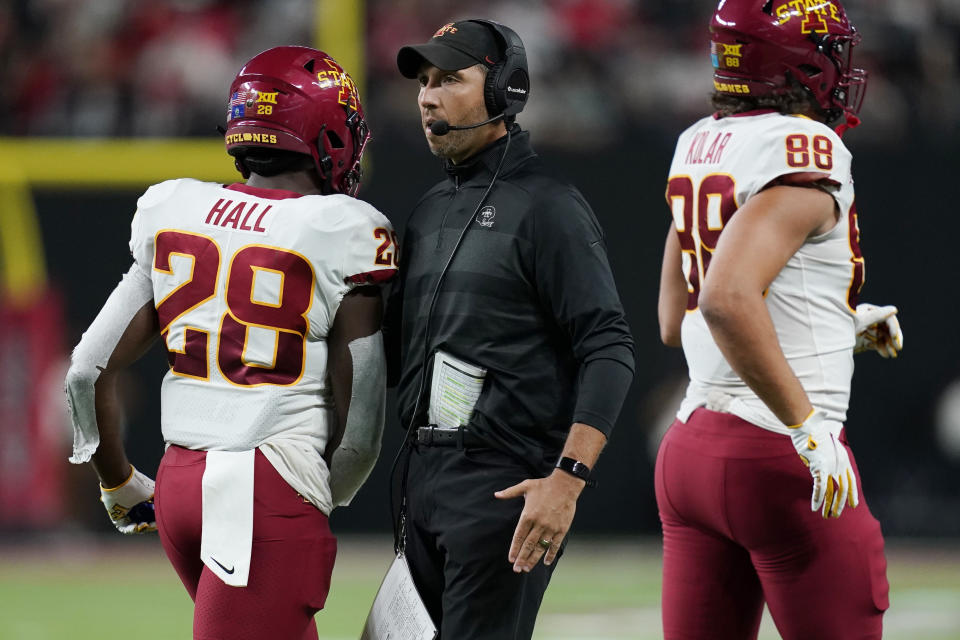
left=64, top=263, right=154, bottom=463
left=573, top=358, right=634, bottom=436
left=533, top=189, right=636, bottom=436
left=383, top=267, right=405, bottom=389
left=327, top=332, right=387, bottom=507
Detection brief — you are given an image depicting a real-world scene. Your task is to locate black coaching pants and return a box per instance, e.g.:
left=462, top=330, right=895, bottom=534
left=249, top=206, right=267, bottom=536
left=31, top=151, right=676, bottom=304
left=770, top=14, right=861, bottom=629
left=404, top=443, right=561, bottom=640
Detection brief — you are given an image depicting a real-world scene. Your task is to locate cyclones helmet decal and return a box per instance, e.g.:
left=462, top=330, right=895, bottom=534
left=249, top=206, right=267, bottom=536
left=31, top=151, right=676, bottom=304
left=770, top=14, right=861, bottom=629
left=710, top=0, right=867, bottom=122
left=225, top=46, right=370, bottom=196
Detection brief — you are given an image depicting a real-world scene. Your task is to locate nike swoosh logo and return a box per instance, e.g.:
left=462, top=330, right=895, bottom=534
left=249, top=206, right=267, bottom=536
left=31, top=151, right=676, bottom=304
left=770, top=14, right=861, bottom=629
left=210, top=556, right=235, bottom=575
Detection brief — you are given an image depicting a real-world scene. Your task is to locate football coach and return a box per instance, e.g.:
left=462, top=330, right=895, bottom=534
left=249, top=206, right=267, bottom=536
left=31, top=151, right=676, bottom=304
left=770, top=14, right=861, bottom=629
left=385, top=18, right=636, bottom=639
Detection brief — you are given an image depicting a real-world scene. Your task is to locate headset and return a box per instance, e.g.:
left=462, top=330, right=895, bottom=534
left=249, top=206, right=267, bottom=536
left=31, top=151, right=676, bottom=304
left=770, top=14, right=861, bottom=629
left=429, top=20, right=530, bottom=136
left=472, top=19, right=530, bottom=121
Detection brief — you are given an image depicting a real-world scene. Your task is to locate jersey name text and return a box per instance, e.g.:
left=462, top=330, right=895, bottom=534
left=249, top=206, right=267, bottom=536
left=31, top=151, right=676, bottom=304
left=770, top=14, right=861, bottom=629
left=204, top=198, right=271, bottom=233
left=685, top=131, right=733, bottom=165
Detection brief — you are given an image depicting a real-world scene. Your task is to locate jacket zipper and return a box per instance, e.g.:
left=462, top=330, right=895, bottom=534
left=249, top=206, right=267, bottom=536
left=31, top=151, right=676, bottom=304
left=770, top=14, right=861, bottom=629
left=436, top=174, right=462, bottom=250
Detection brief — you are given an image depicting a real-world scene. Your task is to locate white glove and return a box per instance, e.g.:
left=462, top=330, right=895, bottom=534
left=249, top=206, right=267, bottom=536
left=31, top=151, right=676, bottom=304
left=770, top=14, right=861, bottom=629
left=787, top=410, right=859, bottom=519
left=100, top=465, right=157, bottom=534
left=854, top=303, right=903, bottom=358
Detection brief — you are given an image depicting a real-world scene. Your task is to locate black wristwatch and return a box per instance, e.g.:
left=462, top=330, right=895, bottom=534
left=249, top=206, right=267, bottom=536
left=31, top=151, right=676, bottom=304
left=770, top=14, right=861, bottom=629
left=555, top=457, right=597, bottom=488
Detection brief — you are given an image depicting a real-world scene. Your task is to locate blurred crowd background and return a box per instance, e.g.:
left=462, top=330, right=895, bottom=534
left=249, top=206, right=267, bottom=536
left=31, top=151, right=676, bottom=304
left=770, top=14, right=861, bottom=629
left=1, top=0, right=958, bottom=541
left=2, top=0, right=958, bottom=143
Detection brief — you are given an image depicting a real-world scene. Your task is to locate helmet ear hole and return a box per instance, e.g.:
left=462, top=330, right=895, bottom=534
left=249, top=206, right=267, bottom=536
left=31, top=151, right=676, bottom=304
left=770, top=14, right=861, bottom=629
left=326, top=130, right=345, bottom=149
left=234, top=157, right=250, bottom=179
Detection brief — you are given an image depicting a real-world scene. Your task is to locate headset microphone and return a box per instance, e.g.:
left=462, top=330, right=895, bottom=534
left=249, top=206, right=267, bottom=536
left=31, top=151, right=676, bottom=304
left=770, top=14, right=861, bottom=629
left=429, top=112, right=505, bottom=136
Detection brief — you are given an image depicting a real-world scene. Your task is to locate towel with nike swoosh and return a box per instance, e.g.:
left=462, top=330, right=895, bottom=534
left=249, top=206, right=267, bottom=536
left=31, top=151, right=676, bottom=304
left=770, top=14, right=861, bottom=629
left=200, top=450, right=255, bottom=587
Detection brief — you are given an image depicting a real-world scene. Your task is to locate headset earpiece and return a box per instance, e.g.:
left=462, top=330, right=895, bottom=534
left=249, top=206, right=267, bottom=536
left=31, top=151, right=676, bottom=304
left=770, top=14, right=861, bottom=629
left=470, top=19, right=529, bottom=121
left=483, top=60, right=506, bottom=117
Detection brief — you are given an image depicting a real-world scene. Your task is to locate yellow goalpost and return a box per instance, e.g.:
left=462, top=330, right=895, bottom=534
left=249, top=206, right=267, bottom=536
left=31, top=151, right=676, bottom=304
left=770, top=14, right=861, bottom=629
left=0, top=0, right=363, bottom=307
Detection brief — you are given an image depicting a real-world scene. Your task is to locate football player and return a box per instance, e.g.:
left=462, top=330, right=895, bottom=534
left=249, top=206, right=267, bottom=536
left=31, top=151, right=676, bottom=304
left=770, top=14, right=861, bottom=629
left=656, top=1, right=902, bottom=638
left=64, top=47, right=396, bottom=639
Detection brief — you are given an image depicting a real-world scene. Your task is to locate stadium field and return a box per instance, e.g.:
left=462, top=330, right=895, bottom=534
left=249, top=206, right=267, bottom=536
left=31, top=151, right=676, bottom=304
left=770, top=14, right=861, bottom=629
left=0, top=536, right=957, bottom=639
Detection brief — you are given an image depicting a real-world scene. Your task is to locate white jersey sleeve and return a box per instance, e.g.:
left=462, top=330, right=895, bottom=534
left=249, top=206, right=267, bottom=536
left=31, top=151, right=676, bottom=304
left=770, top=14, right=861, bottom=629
left=308, top=194, right=398, bottom=328
left=667, top=112, right=863, bottom=435
left=338, top=196, right=399, bottom=287
left=129, top=179, right=182, bottom=272
left=731, top=115, right=853, bottom=216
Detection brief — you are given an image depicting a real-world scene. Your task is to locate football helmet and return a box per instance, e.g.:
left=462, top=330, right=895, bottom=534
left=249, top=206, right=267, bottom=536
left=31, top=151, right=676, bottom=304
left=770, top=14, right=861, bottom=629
left=710, top=0, right=867, bottom=122
left=225, top=46, right=370, bottom=196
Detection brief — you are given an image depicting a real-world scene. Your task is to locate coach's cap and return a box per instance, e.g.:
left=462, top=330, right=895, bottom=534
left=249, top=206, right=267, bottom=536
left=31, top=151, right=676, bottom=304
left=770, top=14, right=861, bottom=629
left=397, top=20, right=500, bottom=78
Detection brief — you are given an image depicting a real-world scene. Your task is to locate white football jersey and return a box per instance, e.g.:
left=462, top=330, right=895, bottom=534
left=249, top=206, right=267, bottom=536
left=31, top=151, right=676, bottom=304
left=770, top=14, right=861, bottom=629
left=129, top=179, right=397, bottom=512
left=667, top=112, right=864, bottom=434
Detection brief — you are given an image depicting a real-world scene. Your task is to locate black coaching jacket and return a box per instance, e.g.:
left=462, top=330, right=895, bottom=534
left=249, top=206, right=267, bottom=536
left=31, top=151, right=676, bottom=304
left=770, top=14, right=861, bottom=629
left=387, top=126, right=635, bottom=472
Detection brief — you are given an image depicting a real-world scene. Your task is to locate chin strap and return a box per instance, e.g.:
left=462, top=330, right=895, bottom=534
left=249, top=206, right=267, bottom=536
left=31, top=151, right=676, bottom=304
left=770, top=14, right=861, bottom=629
left=234, top=158, right=251, bottom=179
left=834, top=114, right=861, bottom=137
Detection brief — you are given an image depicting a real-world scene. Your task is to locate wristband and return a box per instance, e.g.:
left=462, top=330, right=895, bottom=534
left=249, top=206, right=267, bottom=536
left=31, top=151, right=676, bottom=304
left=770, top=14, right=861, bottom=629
left=555, top=457, right=597, bottom=488
left=100, top=464, right=135, bottom=491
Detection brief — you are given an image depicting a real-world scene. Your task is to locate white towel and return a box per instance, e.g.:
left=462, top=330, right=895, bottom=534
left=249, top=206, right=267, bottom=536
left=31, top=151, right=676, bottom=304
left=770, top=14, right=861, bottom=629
left=200, top=449, right=255, bottom=587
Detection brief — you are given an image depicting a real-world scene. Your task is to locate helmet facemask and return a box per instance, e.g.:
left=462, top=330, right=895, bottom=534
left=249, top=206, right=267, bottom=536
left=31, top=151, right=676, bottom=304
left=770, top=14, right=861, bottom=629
left=813, top=31, right=867, bottom=119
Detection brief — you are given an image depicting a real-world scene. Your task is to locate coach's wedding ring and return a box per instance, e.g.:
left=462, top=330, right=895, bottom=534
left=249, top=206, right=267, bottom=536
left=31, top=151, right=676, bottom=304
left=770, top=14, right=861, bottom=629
left=538, top=538, right=551, bottom=549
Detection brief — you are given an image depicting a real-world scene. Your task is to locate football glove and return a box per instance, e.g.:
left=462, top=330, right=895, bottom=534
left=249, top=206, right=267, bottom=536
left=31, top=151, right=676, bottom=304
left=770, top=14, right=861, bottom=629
left=100, top=465, right=157, bottom=534
left=787, top=410, right=859, bottom=519
left=854, top=303, right=903, bottom=358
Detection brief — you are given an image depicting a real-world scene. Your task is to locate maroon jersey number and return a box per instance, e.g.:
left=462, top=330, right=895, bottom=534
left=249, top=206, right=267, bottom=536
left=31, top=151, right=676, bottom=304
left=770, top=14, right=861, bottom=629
left=666, top=174, right=738, bottom=310
left=219, top=246, right=314, bottom=386
left=153, top=231, right=315, bottom=385
left=373, top=227, right=398, bottom=267
left=154, top=231, right=221, bottom=380
left=846, top=203, right=865, bottom=309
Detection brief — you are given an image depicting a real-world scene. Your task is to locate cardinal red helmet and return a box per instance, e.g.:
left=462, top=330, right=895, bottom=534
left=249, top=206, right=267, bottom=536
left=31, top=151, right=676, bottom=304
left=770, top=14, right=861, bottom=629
left=710, top=0, right=867, bottom=122
left=225, top=46, right=370, bottom=196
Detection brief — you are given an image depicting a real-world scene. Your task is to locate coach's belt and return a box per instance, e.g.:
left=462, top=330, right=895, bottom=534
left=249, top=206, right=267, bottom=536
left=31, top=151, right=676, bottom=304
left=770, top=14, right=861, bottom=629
left=415, top=426, right=486, bottom=448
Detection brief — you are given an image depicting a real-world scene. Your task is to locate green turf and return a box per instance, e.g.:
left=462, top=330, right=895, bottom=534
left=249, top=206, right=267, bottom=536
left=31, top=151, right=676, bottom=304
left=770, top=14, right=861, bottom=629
left=0, top=536, right=957, bottom=639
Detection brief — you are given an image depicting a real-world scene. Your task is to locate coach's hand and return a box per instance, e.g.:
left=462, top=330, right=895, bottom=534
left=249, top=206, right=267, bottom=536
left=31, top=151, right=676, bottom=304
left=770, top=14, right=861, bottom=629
left=854, top=303, right=903, bottom=358
left=495, top=471, right=583, bottom=573
left=787, top=410, right=859, bottom=519
left=100, top=465, right=157, bottom=534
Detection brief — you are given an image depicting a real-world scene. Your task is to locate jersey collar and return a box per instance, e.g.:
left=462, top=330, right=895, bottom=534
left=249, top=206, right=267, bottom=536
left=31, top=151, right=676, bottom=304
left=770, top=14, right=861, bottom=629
left=225, top=183, right=305, bottom=200
left=712, top=108, right=779, bottom=119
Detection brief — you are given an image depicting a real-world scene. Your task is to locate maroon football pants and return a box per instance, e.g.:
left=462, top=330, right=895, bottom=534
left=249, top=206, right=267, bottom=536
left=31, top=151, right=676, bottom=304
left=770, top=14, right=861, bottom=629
left=655, top=409, right=888, bottom=640
left=154, top=445, right=337, bottom=640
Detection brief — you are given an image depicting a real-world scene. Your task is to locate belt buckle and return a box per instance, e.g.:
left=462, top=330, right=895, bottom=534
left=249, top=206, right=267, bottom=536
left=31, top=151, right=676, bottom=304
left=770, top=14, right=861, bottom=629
left=416, top=424, right=437, bottom=447
left=414, top=425, right=470, bottom=449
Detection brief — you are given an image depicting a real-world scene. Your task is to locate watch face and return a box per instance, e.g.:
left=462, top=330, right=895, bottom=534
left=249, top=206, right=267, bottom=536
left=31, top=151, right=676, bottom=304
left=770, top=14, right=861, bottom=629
left=557, top=456, right=597, bottom=487
left=558, top=456, right=590, bottom=479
